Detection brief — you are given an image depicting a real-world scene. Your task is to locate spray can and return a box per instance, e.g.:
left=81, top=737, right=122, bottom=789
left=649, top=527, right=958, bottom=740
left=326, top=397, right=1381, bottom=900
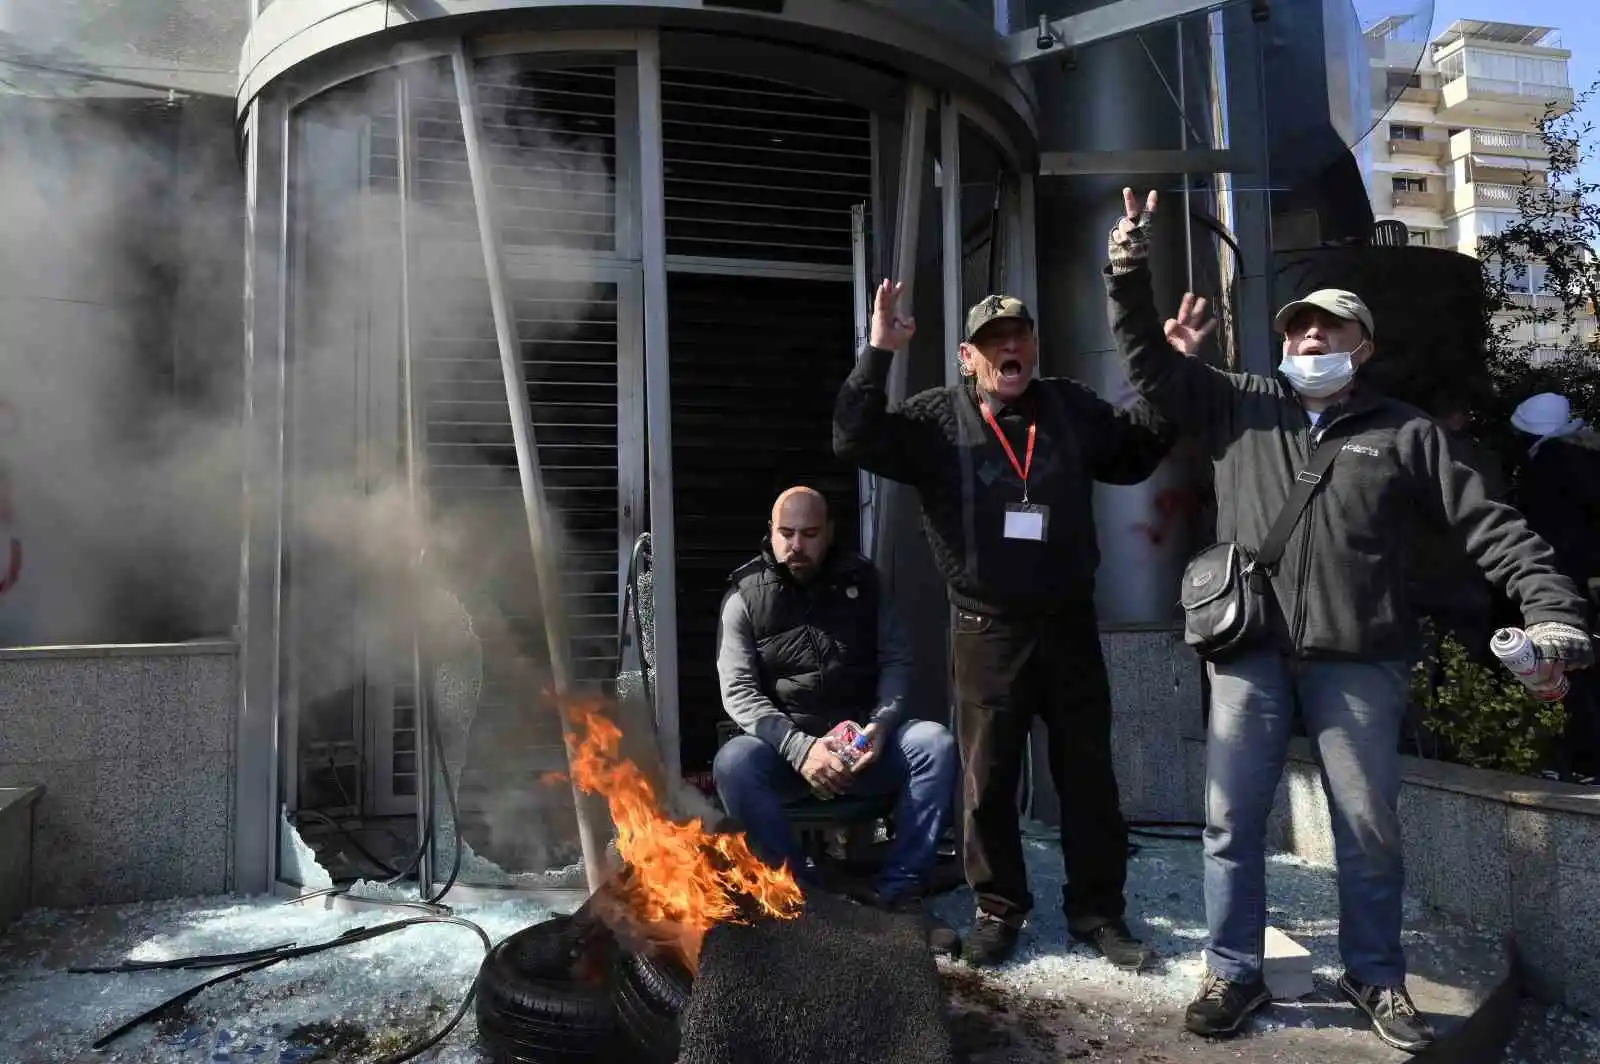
left=1490, top=627, right=1569, bottom=701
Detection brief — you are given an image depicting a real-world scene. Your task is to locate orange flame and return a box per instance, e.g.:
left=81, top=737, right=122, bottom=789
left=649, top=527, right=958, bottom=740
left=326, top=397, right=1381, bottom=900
left=562, top=699, right=803, bottom=970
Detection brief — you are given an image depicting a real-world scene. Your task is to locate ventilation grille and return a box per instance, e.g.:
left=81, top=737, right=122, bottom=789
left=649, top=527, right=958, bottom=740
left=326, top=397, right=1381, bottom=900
left=661, top=68, right=871, bottom=265
left=667, top=273, right=859, bottom=772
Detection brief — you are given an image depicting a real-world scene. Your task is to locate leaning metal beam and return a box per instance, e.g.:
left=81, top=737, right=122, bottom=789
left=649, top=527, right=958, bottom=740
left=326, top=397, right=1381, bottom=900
left=1039, top=148, right=1237, bottom=175
left=1004, top=0, right=1230, bottom=67
left=940, top=93, right=963, bottom=391
left=450, top=40, right=612, bottom=896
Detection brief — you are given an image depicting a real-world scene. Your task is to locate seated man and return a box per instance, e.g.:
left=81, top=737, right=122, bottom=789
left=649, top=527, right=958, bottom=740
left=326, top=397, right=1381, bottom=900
left=713, top=485, right=959, bottom=914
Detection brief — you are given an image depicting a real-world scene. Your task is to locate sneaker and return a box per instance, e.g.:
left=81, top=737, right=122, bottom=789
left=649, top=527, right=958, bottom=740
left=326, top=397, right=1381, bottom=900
left=1069, top=919, right=1153, bottom=972
left=961, top=911, right=1021, bottom=967
left=1338, top=975, right=1436, bottom=1052
left=872, top=892, right=961, bottom=959
left=1184, top=970, right=1271, bottom=1038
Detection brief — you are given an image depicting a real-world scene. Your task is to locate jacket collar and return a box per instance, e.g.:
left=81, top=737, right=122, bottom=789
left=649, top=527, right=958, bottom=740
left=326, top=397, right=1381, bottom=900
left=758, top=536, right=858, bottom=586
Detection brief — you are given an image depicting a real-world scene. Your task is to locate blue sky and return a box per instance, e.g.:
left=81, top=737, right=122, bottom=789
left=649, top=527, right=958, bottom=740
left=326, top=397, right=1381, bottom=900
left=1427, top=0, right=1599, bottom=185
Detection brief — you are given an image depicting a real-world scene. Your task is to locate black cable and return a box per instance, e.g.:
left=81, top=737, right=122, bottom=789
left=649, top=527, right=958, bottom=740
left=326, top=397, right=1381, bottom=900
left=68, top=942, right=299, bottom=975
left=87, top=916, right=493, bottom=1063
left=291, top=809, right=405, bottom=880
left=283, top=638, right=465, bottom=909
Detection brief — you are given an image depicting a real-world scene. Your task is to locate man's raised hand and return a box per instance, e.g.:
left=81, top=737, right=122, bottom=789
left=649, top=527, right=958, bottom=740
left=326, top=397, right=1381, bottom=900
left=870, top=279, right=917, bottom=351
left=1164, top=292, right=1219, bottom=357
left=1108, top=188, right=1158, bottom=273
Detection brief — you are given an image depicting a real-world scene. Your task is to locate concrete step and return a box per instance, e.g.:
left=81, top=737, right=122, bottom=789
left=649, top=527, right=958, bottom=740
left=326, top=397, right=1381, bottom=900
left=932, top=835, right=1518, bottom=1063
left=0, top=787, right=42, bottom=936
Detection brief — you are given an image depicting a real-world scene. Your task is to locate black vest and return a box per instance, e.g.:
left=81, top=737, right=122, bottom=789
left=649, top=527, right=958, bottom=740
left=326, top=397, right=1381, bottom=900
left=730, top=546, right=881, bottom=736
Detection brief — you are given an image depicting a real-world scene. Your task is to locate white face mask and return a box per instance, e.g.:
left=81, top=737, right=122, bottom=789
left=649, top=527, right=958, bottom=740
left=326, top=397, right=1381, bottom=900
left=1278, top=340, right=1368, bottom=398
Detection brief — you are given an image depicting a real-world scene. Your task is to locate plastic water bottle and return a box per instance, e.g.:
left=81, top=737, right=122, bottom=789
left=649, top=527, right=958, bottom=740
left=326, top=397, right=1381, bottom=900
left=1490, top=627, right=1569, bottom=701
left=825, top=721, right=872, bottom=768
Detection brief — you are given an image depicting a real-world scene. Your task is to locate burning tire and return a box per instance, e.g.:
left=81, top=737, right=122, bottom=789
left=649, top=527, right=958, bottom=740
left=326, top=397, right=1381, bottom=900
left=610, top=946, right=693, bottom=1062
left=475, top=915, right=621, bottom=1063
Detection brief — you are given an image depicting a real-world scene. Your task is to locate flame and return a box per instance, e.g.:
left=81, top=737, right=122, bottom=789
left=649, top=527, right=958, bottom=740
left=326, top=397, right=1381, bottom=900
left=562, top=698, right=803, bottom=970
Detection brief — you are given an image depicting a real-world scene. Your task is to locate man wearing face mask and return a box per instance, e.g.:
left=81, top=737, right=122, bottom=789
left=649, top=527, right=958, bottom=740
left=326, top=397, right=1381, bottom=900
left=1105, top=188, right=1594, bottom=1052
left=833, top=279, right=1176, bottom=971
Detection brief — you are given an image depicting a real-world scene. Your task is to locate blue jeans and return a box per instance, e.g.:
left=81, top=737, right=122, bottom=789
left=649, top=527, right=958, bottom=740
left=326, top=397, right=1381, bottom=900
left=712, top=720, right=958, bottom=902
left=1203, top=649, right=1408, bottom=987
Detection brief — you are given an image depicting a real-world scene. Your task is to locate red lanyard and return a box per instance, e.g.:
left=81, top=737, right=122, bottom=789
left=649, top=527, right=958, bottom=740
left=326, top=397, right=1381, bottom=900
left=979, top=401, right=1036, bottom=501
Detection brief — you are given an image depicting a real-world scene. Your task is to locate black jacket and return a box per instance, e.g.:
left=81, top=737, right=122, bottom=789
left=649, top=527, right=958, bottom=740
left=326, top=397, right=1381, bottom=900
left=730, top=543, right=881, bottom=732
left=1513, top=430, right=1600, bottom=619
left=833, top=346, right=1174, bottom=616
left=1105, top=263, right=1588, bottom=660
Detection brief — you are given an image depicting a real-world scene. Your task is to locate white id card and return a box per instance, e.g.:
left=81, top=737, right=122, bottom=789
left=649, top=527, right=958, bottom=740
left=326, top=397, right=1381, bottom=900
left=1003, top=503, right=1049, bottom=541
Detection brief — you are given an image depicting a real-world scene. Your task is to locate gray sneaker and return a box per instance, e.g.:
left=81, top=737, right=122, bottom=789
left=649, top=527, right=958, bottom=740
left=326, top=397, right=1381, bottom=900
left=1338, top=974, right=1436, bottom=1052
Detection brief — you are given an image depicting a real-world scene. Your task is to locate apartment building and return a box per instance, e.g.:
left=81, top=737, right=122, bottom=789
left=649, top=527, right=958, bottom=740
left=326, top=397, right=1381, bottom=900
left=1366, top=18, right=1592, bottom=360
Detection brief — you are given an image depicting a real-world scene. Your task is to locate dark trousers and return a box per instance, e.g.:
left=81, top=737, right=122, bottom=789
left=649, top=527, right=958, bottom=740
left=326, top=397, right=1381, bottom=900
left=952, top=605, right=1128, bottom=929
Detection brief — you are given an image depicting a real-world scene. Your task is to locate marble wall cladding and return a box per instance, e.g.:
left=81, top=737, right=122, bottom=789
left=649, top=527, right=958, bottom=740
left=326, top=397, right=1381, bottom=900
left=1025, top=628, right=1203, bottom=827
left=1102, top=628, right=1204, bottom=824
left=0, top=644, right=236, bottom=908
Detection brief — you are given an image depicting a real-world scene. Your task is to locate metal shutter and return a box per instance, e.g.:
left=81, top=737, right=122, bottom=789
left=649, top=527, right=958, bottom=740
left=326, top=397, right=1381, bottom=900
left=660, top=68, right=872, bottom=265
left=668, top=273, right=860, bottom=773
left=386, top=58, right=624, bottom=870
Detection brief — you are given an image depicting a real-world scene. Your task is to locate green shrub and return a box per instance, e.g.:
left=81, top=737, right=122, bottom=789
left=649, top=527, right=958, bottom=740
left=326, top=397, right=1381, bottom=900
left=1409, top=623, right=1567, bottom=776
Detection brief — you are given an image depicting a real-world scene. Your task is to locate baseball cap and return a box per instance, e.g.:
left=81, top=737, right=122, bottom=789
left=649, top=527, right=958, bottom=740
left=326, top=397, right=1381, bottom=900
left=964, top=295, right=1034, bottom=342
left=1272, top=289, right=1375, bottom=339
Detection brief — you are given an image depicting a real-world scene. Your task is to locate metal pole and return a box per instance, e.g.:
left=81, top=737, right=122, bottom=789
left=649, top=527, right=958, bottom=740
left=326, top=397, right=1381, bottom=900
left=876, top=84, right=932, bottom=567
left=850, top=202, right=875, bottom=556
left=449, top=40, right=611, bottom=895
left=395, top=74, right=435, bottom=894
left=940, top=94, right=963, bottom=391
left=886, top=84, right=932, bottom=405
left=636, top=33, right=684, bottom=813
left=1178, top=21, right=1195, bottom=293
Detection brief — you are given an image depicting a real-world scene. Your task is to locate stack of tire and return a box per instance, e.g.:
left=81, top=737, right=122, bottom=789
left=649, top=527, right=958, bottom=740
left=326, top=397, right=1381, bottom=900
left=475, top=915, right=691, bottom=1063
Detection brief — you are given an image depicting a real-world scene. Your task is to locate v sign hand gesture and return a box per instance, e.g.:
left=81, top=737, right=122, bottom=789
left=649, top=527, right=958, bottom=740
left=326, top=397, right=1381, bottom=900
left=1108, top=188, right=1158, bottom=273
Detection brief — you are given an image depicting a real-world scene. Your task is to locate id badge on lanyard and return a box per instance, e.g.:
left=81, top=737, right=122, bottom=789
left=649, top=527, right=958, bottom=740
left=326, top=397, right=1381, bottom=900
left=980, top=401, right=1050, bottom=542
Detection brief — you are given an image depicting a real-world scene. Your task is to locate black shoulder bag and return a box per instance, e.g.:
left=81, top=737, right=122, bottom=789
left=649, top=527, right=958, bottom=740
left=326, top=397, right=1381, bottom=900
left=1179, top=437, right=1342, bottom=661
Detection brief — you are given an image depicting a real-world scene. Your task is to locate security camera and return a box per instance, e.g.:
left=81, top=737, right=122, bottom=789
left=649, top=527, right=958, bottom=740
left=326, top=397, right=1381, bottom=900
left=1250, top=0, right=1271, bottom=22
left=1036, top=14, right=1057, bottom=50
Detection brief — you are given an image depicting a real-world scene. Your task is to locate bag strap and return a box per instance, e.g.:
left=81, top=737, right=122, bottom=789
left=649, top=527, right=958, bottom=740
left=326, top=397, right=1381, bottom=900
left=1253, top=432, right=1343, bottom=570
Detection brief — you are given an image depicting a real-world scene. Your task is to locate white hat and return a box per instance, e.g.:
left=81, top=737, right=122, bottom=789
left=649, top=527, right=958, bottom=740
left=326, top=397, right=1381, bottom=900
left=1511, top=392, right=1573, bottom=437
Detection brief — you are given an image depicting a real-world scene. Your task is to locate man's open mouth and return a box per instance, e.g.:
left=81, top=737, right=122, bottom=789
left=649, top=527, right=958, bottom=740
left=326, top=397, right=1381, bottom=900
left=999, top=359, right=1023, bottom=381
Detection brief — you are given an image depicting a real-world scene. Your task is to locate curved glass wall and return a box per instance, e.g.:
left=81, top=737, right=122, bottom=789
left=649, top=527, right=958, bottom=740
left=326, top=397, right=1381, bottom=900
left=244, top=28, right=1031, bottom=899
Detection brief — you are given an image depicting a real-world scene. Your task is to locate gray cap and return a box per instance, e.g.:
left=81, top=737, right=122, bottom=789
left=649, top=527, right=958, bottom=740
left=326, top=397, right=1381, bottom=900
left=964, top=295, right=1034, bottom=342
left=1272, top=288, right=1375, bottom=338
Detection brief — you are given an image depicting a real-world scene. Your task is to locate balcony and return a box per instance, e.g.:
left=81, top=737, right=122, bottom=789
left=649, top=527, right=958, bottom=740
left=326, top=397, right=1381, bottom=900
left=1391, top=187, right=1445, bottom=211
left=1454, top=181, right=1577, bottom=212
left=1449, top=128, right=1548, bottom=159
left=1389, top=137, right=1446, bottom=160
left=1398, top=84, right=1443, bottom=105
left=1438, top=75, right=1576, bottom=123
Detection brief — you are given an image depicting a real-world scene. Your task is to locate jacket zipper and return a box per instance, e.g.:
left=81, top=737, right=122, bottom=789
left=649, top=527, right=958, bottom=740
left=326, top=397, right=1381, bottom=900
left=1288, top=408, right=1357, bottom=655
left=804, top=595, right=825, bottom=706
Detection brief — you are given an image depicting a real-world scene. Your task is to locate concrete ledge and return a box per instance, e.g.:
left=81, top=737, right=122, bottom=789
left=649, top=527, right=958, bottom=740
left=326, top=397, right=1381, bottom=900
left=0, top=786, right=43, bottom=934
left=0, top=640, right=237, bottom=662
left=0, top=649, right=237, bottom=907
left=1268, top=739, right=1600, bottom=1019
